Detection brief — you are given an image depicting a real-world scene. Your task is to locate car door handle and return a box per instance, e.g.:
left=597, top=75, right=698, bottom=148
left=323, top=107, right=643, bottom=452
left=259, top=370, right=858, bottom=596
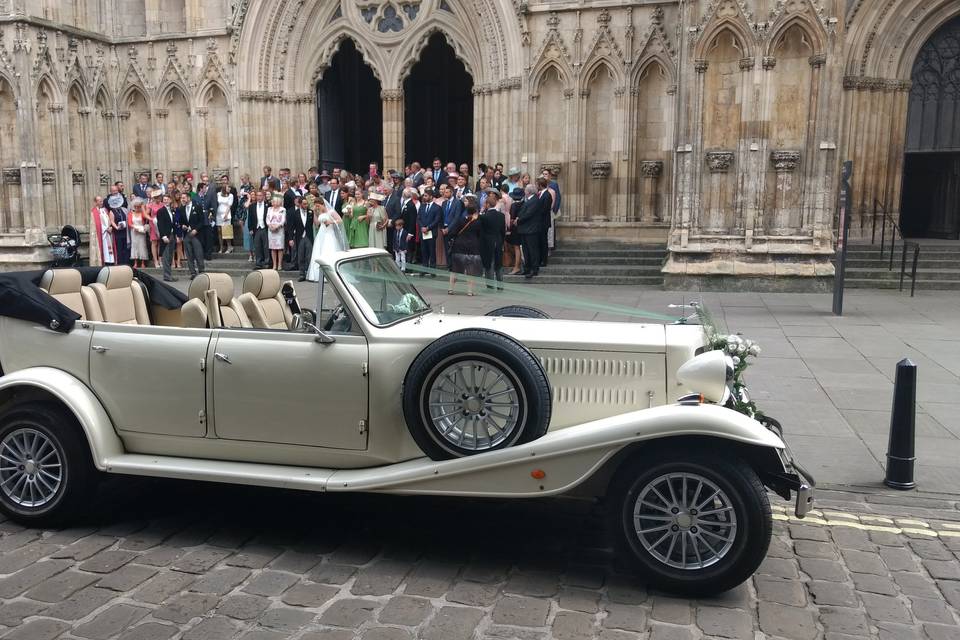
left=91, top=345, right=110, bottom=353
left=214, top=352, right=232, bottom=364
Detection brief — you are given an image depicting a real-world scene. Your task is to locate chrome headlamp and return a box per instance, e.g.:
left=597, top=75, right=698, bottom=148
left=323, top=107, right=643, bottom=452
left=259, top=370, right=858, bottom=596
left=676, top=350, right=735, bottom=405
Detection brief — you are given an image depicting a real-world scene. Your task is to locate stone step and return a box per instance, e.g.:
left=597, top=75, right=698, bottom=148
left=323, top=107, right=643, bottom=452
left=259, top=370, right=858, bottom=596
left=846, top=246, right=960, bottom=255
left=527, top=266, right=663, bottom=277
left=550, top=249, right=668, bottom=258
left=845, top=278, right=960, bottom=290
left=547, top=256, right=665, bottom=266
left=502, top=274, right=663, bottom=286
left=845, top=259, right=960, bottom=269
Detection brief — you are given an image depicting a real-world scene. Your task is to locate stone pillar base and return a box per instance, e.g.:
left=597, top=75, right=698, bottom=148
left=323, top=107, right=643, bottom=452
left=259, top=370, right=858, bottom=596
left=662, top=246, right=836, bottom=292
left=555, top=222, right=670, bottom=244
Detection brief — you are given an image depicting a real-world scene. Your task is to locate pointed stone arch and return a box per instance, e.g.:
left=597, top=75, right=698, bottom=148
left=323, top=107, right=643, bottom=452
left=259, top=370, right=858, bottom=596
left=0, top=74, right=23, bottom=231
left=394, top=21, right=481, bottom=87
left=310, top=31, right=387, bottom=85
left=765, top=12, right=827, bottom=58
left=694, top=6, right=756, bottom=61
left=198, top=82, right=232, bottom=178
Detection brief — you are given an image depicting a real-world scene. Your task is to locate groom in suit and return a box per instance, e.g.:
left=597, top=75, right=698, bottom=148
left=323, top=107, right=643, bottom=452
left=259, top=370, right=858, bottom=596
left=285, top=196, right=315, bottom=281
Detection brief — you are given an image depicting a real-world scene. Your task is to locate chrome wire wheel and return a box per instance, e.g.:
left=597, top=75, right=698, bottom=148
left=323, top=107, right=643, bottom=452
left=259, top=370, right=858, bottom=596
left=425, top=356, right=524, bottom=451
left=632, top=472, right=738, bottom=570
left=0, top=427, right=64, bottom=509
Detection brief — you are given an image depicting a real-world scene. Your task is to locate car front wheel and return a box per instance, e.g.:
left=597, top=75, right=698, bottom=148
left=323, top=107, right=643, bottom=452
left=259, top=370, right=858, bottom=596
left=608, top=451, right=771, bottom=596
left=0, top=403, right=97, bottom=527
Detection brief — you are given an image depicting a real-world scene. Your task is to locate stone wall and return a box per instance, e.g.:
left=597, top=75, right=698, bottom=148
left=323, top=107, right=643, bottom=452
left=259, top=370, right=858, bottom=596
left=0, top=0, right=955, bottom=287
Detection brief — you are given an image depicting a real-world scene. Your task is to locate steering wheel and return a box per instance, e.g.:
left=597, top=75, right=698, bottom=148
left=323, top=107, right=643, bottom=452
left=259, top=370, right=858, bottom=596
left=323, top=305, right=352, bottom=333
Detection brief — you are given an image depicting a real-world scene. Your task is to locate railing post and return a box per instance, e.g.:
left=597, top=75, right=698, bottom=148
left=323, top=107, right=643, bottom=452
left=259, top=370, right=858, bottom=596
left=880, top=214, right=886, bottom=261
left=900, top=243, right=908, bottom=291
left=889, top=227, right=896, bottom=271
left=871, top=200, right=877, bottom=245
left=911, top=245, right=920, bottom=297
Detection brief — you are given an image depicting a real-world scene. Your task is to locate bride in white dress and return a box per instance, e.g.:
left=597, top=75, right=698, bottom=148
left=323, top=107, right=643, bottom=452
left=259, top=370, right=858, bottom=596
left=306, top=199, right=348, bottom=282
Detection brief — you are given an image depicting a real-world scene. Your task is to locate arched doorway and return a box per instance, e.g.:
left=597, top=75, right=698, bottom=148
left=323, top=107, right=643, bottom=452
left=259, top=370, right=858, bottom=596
left=403, top=33, right=473, bottom=168
left=316, top=39, right=383, bottom=173
left=901, top=16, right=960, bottom=239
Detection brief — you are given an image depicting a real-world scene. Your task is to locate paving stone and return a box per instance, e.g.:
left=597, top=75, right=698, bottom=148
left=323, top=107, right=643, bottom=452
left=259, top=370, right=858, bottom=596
left=481, top=626, right=548, bottom=640
left=259, top=607, right=316, bottom=632
left=1, top=617, right=70, bottom=640
left=597, top=631, right=644, bottom=640
left=133, top=570, right=196, bottom=604
left=869, top=530, right=905, bottom=547
left=830, top=527, right=874, bottom=551
left=221, top=545, right=281, bottom=570
left=0, top=598, right=47, bottom=626
left=361, top=629, right=413, bottom=640
left=794, top=540, right=838, bottom=559
left=378, top=595, right=433, bottom=626
left=551, top=610, right=594, bottom=640
left=754, top=574, right=807, bottom=606
left=939, top=580, right=960, bottom=609
left=45, top=585, right=117, bottom=620
left=702, top=582, right=752, bottom=610
left=563, top=565, right=605, bottom=590
left=138, top=546, right=185, bottom=567
left=328, top=542, right=380, bottom=565
left=880, top=546, right=920, bottom=572
left=240, top=630, right=290, bottom=640
left=96, top=563, right=158, bottom=591
left=558, top=586, right=600, bottom=613
left=73, top=603, right=150, bottom=640
left=758, top=602, right=818, bottom=640
left=26, top=568, right=98, bottom=602
left=403, top=560, right=459, bottom=597
left=118, top=622, right=179, bottom=640
left=766, top=537, right=794, bottom=559
left=799, top=557, right=847, bottom=582
left=877, top=621, right=925, bottom=640
left=0, top=559, right=71, bottom=597
left=181, top=615, right=240, bottom=640
left=860, top=592, right=913, bottom=624
left=852, top=571, right=899, bottom=595
left=419, top=606, right=485, bottom=640
left=924, top=623, right=960, bottom=640
left=602, top=603, right=647, bottom=633
left=308, top=562, right=357, bottom=585
left=217, top=593, right=271, bottom=620
left=351, top=559, right=411, bottom=596
left=43, top=527, right=97, bottom=545
left=909, top=540, right=954, bottom=561
left=923, top=559, right=960, bottom=580
left=269, top=550, right=322, bottom=573
left=80, top=549, right=138, bottom=573
left=504, top=570, right=560, bottom=597
left=605, top=576, right=647, bottom=604
left=893, top=572, right=941, bottom=598
left=0, top=542, right=57, bottom=573
left=649, top=623, right=697, bottom=640
left=818, top=606, right=871, bottom=636
left=461, top=561, right=510, bottom=583
left=840, top=549, right=888, bottom=575
left=447, top=580, right=501, bottom=606
left=909, top=596, right=955, bottom=624
left=649, top=595, right=692, bottom=625
left=757, top=556, right=800, bottom=579
left=154, top=592, right=220, bottom=623
left=281, top=582, right=339, bottom=607
left=49, top=535, right=115, bottom=560
left=492, top=595, right=551, bottom=627
left=171, top=547, right=233, bottom=574
left=808, top=580, right=859, bottom=607
left=300, top=632, right=355, bottom=640
left=790, top=524, right=831, bottom=541
left=320, top=598, right=380, bottom=627
left=695, top=605, right=753, bottom=640
left=186, top=566, right=250, bottom=596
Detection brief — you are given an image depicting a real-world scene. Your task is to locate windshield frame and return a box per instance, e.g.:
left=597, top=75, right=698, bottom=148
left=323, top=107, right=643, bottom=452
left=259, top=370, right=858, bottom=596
left=333, top=254, right=433, bottom=328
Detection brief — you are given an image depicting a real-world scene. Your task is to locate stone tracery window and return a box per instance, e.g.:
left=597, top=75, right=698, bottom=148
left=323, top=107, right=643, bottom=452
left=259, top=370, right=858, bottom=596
left=907, top=16, right=960, bottom=152
left=357, top=0, right=423, bottom=33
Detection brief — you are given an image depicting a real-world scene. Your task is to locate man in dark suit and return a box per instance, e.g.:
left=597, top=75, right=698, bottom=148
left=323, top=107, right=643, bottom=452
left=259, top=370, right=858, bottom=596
left=479, top=190, right=506, bottom=290
left=260, top=165, right=280, bottom=191
left=325, top=178, right=344, bottom=216
left=246, top=189, right=271, bottom=269
left=156, top=194, right=178, bottom=282
left=178, top=192, right=205, bottom=278
left=399, top=188, right=419, bottom=264
left=417, top=189, right=441, bottom=275
left=429, top=158, right=447, bottom=187
left=132, top=173, right=151, bottom=200
left=410, top=162, right=425, bottom=188
left=285, top=196, right=315, bottom=281
left=438, top=184, right=463, bottom=263
left=516, top=185, right=542, bottom=278
left=535, top=177, right=554, bottom=268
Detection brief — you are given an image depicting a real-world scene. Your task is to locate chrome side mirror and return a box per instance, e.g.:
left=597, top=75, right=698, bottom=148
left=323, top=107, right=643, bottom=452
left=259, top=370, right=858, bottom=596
left=303, top=321, right=336, bottom=344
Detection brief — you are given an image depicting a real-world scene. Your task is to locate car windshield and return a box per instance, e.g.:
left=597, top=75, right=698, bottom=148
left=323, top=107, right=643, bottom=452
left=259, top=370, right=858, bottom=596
left=336, top=255, right=431, bottom=326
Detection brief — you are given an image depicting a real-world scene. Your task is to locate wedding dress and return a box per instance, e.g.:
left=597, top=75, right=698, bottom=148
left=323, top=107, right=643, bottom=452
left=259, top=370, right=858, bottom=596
left=306, top=212, right=347, bottom=282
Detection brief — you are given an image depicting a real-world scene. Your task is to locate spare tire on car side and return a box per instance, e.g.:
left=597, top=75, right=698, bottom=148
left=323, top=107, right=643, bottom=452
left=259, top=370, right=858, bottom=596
left=402, top=329, right=552, bottom=460
left=485, top=305, right=551, bottom=319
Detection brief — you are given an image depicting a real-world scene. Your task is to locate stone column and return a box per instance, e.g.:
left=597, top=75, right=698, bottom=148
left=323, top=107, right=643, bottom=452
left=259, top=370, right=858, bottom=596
left=381, top=89, right=403, bottom=172
left=769, top=150, right=801, bottom=234
left=704, top=151, right=734, bottom=233
left=639, top=160, right=663, bottom=223
left=589, top=161, right=611, bottom=221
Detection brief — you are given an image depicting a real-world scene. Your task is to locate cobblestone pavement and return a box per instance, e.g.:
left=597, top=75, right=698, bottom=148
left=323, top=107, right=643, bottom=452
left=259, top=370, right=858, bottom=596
left=1, top=479, right=959, bottom=640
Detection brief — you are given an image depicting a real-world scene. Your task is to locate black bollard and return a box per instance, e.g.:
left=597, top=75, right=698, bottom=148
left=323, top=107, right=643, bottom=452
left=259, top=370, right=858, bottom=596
left=884, top=359, right=917, bottom=490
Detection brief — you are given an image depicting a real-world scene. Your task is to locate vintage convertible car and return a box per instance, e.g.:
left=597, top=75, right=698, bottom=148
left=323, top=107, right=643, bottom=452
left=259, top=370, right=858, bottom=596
left=0, top=249, right=813, bottom=594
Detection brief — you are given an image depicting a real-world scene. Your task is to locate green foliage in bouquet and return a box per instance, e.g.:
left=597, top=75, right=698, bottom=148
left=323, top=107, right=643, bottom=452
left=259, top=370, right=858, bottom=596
left=694, top=304, right=765, bottom=420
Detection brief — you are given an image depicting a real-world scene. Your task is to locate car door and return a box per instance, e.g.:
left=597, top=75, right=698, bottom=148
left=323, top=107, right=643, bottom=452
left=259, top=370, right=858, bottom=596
left=89, top=324, right=212, bottom=437
left=210, top=328, right=368, bottom=450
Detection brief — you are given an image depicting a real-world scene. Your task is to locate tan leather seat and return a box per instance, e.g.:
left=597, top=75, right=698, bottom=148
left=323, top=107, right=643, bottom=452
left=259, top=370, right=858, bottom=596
left=39, top=268, right=103, bottom=321
left=180, top=298, right=208, bottom=328
left=89, top=266, right=150, bottom=324
left=188, top=273, right=251, bottom=329
left=238, top=270, right=294, bottom=330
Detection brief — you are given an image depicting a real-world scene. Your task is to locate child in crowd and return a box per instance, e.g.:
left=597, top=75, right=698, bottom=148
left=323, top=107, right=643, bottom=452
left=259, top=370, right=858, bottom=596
left=393, top=218, right=409, bottom=272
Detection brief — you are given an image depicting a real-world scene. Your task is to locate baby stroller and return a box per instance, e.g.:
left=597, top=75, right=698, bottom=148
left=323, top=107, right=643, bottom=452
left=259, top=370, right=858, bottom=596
left=48, top=225, right=82, bottom=267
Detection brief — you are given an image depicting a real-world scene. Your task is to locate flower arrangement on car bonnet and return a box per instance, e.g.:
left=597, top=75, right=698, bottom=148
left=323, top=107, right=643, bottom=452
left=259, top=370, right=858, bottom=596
left=695, top=304, right=764, bottom=419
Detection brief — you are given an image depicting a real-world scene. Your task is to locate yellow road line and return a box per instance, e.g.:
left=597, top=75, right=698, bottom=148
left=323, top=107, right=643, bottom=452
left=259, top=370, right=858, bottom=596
left=771, top=503, right=960, bottom=539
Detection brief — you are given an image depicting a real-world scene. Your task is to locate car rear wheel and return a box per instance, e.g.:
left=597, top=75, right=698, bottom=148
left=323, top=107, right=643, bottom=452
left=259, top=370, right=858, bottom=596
left=608, top=450, right=771, bottom=596
left=0, top=403, right=97, bottom=527
left=485, top=305, right=551, bottom=319
left=403, top=329, right=552, bottom=460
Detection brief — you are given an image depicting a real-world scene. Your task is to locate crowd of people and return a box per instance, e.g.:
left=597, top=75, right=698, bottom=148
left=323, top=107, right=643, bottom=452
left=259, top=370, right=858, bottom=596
left=90, top=159, right=562, bottom=294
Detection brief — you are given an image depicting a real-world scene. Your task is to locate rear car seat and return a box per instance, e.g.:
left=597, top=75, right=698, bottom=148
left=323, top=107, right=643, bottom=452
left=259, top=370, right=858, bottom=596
left=187, top=273, right=251, bottom=329
left=88, top=266, right=150, bottom=324
left=39, top=268, right=103, bottom=321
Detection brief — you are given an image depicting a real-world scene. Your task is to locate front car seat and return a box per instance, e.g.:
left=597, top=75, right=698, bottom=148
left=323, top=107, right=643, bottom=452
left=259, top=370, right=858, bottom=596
left=238, top=270, right=294, bottom=330
left=188, top=273, right=251, bottom=329
left=89, top=266, right=150, bottom=324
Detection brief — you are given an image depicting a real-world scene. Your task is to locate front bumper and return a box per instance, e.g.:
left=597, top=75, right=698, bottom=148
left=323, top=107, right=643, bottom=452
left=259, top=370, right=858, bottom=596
left=761, top=416, right=816, bottom=518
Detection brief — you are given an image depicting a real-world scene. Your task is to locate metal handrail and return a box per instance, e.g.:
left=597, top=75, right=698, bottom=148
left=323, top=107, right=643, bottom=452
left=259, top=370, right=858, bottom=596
left=900, top=242, right=920, bottom=298
left=871, top=199, right=920, bottom=296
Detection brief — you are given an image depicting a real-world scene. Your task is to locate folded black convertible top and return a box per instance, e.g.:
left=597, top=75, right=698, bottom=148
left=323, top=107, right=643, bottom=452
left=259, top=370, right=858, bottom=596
left=0, top=267, right=187, bottom=333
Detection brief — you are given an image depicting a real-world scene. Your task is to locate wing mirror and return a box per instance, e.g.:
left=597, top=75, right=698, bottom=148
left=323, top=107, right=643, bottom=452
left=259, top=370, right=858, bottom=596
left=302, top=321, right=336, bottom=344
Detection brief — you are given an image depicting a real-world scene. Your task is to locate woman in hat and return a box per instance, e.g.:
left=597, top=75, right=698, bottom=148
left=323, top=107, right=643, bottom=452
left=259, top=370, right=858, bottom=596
left=367, top=192, right=387, bottom=250
left=347, top=187, right=369, bottom=249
